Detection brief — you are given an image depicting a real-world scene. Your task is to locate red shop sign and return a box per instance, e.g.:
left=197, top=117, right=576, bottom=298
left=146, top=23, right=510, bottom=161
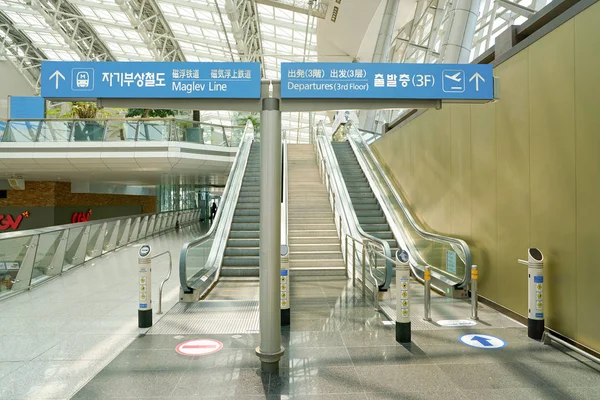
left=72, top=209, right=92, bottom=224
left=0, top=211, right=30, bottom=231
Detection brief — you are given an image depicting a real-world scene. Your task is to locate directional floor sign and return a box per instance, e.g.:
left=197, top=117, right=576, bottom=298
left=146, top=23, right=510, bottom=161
left=41, top=61, right=261, bottom=99
left=281, top=62, right=494, bottom=100
left=460, top=334, right=506, bottom=349
left=175, top=339, right=223, bottom=356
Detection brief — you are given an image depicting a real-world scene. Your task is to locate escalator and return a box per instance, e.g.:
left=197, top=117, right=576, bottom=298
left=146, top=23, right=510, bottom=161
left=320, top=122, right=472, bottom=300
left=332, top=142, right=399, bottom=258
left=221, top=143, right=260, bottom=277
left=179, top=123, right=262, bottom=301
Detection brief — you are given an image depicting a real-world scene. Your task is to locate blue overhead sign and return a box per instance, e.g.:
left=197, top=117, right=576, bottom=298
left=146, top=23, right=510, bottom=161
left=41, top=62, right=261, bottom=99
left=281, top=62, right=494, bottom=100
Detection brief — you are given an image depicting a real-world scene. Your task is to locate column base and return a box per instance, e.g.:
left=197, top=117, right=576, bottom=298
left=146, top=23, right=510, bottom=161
left=281, top=308, right=290, bottom=327
left=396, top=321, right=411, bottom=344
left=138, top=309, right=152, bottom=328
left=256, top=345, right=285, bottom=371
left=528, top=318, right=544, bottom=341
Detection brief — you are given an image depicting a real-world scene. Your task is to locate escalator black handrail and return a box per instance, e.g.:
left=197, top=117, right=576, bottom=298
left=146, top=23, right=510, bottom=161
left=315, top=125, right=394, bottom=291
left=347, top=124, right=473, bottom=289
left=179, top=122, right=254, bottom=293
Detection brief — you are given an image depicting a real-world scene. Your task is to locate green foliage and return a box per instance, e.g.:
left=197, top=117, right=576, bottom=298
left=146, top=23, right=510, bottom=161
left=45, top=102, right=122, bottom=119
left=233, top=112, right=260, bottom=130
left=125, top=109, right=175, bottom=118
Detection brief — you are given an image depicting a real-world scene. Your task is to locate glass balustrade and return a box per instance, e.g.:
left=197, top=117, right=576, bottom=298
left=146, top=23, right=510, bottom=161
left=0, top=119, right=241, bottom=147
left=0, top=208, right=200, bottom=300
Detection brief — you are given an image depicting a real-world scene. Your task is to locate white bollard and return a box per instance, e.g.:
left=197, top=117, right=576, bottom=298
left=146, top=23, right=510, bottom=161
left=518, top=248, right=544, bottom=340
left=395, top=249, right=411, bottom=343
left=138, top=244, right=152, bottom=328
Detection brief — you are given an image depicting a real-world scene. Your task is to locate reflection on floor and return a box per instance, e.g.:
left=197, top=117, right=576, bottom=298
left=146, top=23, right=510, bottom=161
left=0, top=225, right=204, bottom=400
left=73, top=276, right=600, bottom=400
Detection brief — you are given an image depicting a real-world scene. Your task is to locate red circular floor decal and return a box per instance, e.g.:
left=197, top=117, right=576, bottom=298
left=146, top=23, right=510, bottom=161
left=175, top=339, right=223, bottom=356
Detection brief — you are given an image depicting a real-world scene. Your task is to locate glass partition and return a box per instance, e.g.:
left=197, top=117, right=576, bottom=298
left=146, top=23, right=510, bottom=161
left=0, top=236, right=35, bottom=295
left=0, top=208, right=200, bottom=300
left=0, top=118, right=239, bottom=147
left=37, top=121, right=73, bottom=142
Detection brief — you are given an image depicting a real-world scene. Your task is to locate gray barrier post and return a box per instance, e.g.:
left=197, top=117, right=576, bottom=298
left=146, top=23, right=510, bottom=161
left=395, top=249, right=411, bottom=343
left=138, top=244, right=152, bottom=328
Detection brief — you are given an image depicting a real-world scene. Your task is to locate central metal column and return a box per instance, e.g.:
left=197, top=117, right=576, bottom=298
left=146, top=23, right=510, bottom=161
left=362, top=0, right=401, bottom=133
left=256, top=97, right=285, bottom=373
left=440, top=0, right=482, bottom=63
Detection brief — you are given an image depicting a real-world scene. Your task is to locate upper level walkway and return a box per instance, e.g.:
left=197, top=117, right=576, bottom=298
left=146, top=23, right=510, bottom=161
left=0, top=118, right=240, bottom=183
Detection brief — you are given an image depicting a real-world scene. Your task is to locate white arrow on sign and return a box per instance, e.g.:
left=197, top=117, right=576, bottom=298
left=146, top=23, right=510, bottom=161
left=469, top=72, right=485, bottom=91
left=49, top=70, right=65, bottom=89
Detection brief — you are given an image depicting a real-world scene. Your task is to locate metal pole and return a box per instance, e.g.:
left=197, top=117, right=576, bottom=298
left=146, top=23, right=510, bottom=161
left=362, top=243, right=366, bottom=295
left=423, top=266, right=432, bottom=321
left=256, top=98, right=284, bottom=372
left=352, top=238, right=356, bottom=286
left=345, top=234, right=349, bottom=277
left=470, top=265, right=478, bottom=320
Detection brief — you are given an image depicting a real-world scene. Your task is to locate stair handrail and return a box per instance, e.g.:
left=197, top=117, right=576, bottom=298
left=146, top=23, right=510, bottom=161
left=179, top=121, right=254, bottom=294
left=315, top=122, right=394, bottom=291
left=346, top=123, right=473, bottom=290
left=281, top=141, right=289, bottom=256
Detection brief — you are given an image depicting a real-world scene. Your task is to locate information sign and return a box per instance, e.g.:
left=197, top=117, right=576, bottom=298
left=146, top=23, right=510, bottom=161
left=281, top=62, right=494, bottom=100
left=41, top=62, right=261, bottom=99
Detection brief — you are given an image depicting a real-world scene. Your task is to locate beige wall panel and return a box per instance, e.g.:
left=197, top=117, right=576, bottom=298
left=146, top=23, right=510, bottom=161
left=413, top=112, right=436, bottom=225
left=495, top=50, right=531, bottom=315
left=574, top=2, right=600, bottom=352
left=450, top=105, right=472, bottom=242
left=425, top=108, right=453, bottom=235
left=470, top=102, right=498, bottom=300
left=529, top=21, right=577, bottom=338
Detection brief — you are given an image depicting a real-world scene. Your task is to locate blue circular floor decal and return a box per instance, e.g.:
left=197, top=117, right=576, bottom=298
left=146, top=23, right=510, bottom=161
left=460, top=334, right=506, bottom=349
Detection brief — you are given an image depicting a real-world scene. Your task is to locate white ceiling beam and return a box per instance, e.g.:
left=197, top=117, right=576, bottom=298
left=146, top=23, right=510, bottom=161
left=0, top=11, right=47, bottom=92
left=116, top=0, right=186, bottom=61
left=28, top=0, right=116, bottom=61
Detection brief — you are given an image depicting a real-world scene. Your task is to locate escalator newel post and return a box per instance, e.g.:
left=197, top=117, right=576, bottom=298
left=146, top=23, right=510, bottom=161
left=423, top=266, right=432, bottom=322
left=395, top=249, right=411, bottom=343
left=518, top=248, right=545, bottom=341
left=470, top=265, right=479, bottom=320
left=138, top=244, right=152, bottom=328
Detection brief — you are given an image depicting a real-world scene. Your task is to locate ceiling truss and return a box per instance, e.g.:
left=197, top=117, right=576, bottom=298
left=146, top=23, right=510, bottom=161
left=224, top=0, right=265, bottom=74
left=117, top=0, right=186, bottom=61
left=0, top=11, right=47, bottom=91
left=28, top=0, right=115, bottom=61
left=256, top=0, right=328, bottom=18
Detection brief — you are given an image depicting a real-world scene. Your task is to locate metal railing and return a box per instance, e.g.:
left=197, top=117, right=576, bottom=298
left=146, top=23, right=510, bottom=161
left=312, top=121, right=394, bottom=296
left=345, top=123, right=473, bottom=293
left=179, top=121, right=255, bottom=299
left=0, top=208, right=200, bottom=300
left=0, top=118, right=247, bottom=147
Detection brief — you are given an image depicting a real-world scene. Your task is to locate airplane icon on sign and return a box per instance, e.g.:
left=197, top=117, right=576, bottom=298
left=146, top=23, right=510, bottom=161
left=445, top=72, right=462, bottom=82
left=442, top=69, right=465, bottom=93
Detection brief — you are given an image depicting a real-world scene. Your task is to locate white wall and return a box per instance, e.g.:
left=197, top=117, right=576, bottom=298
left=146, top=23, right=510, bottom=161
left=0, top=61, right=36, bottom=119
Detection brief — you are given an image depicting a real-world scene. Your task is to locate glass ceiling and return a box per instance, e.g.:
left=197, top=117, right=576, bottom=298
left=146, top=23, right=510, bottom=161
left=0, top=0, right=324, bottom=130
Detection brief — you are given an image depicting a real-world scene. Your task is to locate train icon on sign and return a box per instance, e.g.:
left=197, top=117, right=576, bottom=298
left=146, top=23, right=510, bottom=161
left=76, top=71, right=90, bottom=88
left=71, top=68, right=94, bottom=91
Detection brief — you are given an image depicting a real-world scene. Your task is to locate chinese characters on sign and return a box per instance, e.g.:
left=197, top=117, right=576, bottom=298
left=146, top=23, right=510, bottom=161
left=281, top=63, right=494, bottom=100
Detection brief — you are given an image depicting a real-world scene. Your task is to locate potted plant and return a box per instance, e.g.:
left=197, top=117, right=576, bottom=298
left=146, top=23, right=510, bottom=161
left=71, top=102, right=105, bottom=141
